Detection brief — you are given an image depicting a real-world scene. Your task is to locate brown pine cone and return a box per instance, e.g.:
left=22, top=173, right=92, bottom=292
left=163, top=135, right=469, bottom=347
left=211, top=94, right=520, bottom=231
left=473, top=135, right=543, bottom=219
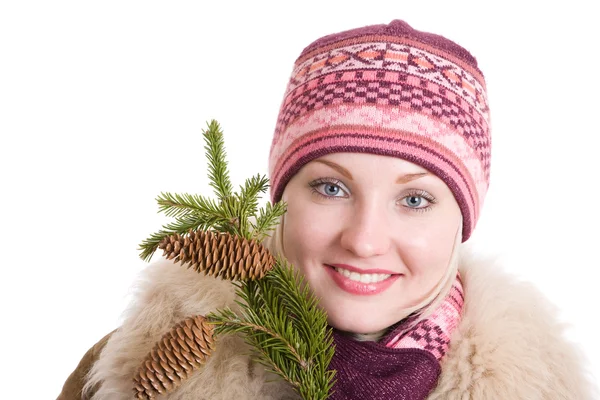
left=158, top=230, right=275, bottom=280
left=133, top=315, right=215, bottom=399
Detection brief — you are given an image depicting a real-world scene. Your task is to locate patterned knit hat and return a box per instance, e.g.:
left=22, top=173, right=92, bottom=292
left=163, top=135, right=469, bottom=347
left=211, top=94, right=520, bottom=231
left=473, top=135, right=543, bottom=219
left=268, top=20, right=491, bottom=241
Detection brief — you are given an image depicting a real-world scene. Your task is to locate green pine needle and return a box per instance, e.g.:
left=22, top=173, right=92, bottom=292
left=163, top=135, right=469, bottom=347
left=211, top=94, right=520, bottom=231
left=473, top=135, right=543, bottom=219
left=208, top=260, right=335, bottom=399
left=203, top=120, right=233, bottom=200
left=156, top=191, right=222, bottom=219
left=237, top=174, right=269, bottom=217
left=252, top=201, right=287, bottom=242
left=139, top=119, right=335, bottom=399
left=138, top=214, right=212, bottom=262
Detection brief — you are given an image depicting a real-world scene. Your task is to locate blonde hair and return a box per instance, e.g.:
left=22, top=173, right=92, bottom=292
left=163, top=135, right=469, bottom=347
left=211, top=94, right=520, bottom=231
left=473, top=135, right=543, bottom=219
left=262, top=213, right=463, bottom=334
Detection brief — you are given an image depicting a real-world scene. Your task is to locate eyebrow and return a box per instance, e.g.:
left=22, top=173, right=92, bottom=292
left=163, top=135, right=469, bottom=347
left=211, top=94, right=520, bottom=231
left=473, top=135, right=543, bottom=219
left=396, top=172, right=429, bottom=184
left=314, top=159, right=354, bottom=180
left=313, top=159, right=429, bottom=183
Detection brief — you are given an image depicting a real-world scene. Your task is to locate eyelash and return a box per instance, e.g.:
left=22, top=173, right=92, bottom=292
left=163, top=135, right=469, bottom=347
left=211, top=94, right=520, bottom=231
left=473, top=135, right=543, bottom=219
left=308, top=178, right=437, bottom=212
left=400, top=190, right=437, bottom=213
left=309, top=178, right=348, bottom=200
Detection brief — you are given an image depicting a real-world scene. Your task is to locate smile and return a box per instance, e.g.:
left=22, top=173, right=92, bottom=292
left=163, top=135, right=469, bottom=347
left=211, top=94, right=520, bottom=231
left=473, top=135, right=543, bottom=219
left=325, top=264, right=400, bottom=295
left=333, top=267, right=391, bottom=283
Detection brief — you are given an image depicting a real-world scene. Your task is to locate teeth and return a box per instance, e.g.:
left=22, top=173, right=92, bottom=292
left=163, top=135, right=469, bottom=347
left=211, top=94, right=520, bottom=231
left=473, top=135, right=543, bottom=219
left=334, top=267, right=391, bottom=283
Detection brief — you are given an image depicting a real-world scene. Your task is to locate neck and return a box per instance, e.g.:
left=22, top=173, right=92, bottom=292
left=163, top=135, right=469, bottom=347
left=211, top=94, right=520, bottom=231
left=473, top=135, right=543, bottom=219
left=349, top=330, right=386, bottom=342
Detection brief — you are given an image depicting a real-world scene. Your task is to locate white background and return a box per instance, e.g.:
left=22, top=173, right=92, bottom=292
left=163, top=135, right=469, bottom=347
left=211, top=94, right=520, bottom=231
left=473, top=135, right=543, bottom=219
left=1, top=1, right=599, bottom=397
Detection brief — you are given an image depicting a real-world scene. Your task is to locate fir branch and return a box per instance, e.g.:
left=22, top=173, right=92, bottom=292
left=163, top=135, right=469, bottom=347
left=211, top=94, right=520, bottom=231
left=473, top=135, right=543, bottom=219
left=208, top=261, right=335, bottom=399
left=237, top=174, right=269, bottom=217
left=156, top=192, right=244, bottom=237
left=156, top=191, right=222, bottom=219
left=203, top=120, right=233, bottom=200
left=251, top=201, right=287, bottom=241
left=266, top=260, right=336, bottom=399
left=209, top=314, right=304, bottom=367
left=139, top=120, right=335, bottom=399
left=209, top=305, right=305, bottom=389
left=212, top=309, right=305, bottom=390
left=138, top=214, right=212, bottom=262
left=266, top=258, right=329, bottom=350
left=215, top=195, right=244, bottom=238
left=262, top=260, right=335, bottom=398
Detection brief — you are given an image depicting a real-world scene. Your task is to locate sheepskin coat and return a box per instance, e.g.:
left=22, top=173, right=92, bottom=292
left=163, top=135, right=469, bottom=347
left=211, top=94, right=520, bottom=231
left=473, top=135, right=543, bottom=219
left=59, top=252, right=595, bottom=399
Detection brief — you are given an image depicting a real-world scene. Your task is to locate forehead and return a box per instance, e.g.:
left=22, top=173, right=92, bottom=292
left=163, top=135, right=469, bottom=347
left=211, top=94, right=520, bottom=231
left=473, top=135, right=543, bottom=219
left=291, top=152, right=458, bottom=194
left=306, top=152, right=431, bottom=174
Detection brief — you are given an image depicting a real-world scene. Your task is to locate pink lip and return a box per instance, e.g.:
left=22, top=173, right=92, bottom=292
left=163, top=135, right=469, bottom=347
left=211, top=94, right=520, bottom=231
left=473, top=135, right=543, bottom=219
left=325, top=264, right=400, bottom=296
left=328, top=263, right=397, bottom=275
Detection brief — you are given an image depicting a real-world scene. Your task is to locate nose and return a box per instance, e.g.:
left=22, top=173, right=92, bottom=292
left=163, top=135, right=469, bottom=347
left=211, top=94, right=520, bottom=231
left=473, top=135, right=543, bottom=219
left=339, top=200, right=392, bottom=258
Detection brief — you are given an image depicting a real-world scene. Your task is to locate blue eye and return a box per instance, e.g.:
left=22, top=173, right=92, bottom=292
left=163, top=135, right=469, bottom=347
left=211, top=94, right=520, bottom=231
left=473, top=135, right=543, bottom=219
left=405, top=196, right=423, bottom=208
left=322, top=183, right=341, bottom=196
left=400, top=191, right=436, bottom=211
left=309, top=178, right=348, bottom=199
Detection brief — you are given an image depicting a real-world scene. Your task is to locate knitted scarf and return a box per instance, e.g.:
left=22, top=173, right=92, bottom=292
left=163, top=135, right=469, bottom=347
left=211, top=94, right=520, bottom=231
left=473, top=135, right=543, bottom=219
left=328, top=274, right=464, bottom=400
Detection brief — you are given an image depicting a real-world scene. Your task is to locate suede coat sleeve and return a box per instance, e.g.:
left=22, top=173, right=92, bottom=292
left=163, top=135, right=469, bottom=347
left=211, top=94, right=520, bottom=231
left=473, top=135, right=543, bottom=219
left=57, top=331, right=115, bottom=400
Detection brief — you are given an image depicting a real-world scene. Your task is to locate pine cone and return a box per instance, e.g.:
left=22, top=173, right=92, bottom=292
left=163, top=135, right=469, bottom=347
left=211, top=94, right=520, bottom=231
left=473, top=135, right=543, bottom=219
left=158, top=230, right=275, bottom=280
left=133, top=315, right=215, bottom=399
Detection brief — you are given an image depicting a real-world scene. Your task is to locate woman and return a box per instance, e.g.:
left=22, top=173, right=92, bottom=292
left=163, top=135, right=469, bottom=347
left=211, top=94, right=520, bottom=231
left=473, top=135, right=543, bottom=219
left=59, top=19, right=594, bottom=399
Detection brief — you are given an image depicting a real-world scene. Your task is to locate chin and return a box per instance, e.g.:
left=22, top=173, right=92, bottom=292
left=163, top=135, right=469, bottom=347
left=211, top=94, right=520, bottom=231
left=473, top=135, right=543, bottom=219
left=327, top=314, right=389, bottom=335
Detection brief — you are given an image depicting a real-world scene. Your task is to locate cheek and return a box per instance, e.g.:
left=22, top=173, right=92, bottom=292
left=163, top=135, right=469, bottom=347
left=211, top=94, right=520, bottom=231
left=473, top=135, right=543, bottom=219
left=281, top=201, right=334, bottom=269
left=283, top=202, right=342, bottom=272
left=398, top=217, right=459, bottom=279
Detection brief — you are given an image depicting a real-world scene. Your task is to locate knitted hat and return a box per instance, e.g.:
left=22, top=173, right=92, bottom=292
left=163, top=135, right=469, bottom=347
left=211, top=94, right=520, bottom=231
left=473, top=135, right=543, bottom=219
left=268, top=20, right=491, bottom=241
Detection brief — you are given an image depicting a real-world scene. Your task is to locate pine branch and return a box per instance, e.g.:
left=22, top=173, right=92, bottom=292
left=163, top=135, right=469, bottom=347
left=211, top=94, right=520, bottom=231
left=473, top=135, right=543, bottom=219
left=210, top=308, right=303, bottom=390
left=139, top=214, right=213, bottom=262
left=237, top=174, right=269, bottom=216
left=251, top=201, right=287, bottom=241
left=261, top=261, right=335, bottom=398
left=266, top=260, right=336, bottom=399
left=138, top=120, right=335, bottom=399
left=215, top=195, right=244, bottom=237
left=208, top=261, right=335, bottom=399
left=156, top=192, right=245, bottom=237
left=156, top=191, right=222, bottom=219
left=209, top=313, right=304, bottom=366
left=203, top=120, right=233, bottom=200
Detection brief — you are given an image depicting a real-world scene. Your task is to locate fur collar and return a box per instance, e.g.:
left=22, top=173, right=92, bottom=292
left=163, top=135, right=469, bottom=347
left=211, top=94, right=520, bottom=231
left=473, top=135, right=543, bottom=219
left=86, top=252, right=594, bottom=399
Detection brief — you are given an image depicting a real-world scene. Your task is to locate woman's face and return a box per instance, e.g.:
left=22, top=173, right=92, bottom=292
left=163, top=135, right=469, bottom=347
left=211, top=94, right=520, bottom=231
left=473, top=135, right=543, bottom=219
left=281, top=152, right=462, bottom=334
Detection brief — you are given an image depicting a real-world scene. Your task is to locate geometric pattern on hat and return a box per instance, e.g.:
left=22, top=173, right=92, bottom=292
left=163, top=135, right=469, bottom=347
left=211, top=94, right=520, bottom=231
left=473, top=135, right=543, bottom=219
left=269, top=20, right=491, bottom=241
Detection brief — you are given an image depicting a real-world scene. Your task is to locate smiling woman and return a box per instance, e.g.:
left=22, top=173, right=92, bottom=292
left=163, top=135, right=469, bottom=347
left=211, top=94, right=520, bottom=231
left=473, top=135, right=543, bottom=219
left=279, top=153, right=462, bottom=335
left=57, top=18, right=596, bottom=400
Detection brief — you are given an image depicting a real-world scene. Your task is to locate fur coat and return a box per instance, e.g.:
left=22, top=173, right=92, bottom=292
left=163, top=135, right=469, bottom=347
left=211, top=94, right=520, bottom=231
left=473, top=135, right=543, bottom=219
left=58, top=252, right=596, bottom=399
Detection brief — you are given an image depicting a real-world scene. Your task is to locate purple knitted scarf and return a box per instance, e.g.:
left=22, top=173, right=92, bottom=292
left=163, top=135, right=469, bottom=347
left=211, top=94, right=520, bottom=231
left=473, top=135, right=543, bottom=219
left=328, top=274, right=464, bottom=400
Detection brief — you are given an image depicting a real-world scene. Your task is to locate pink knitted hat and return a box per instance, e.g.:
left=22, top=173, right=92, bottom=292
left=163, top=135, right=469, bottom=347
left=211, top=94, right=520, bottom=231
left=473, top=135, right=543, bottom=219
left=268, top=20, right=491, bottom=241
